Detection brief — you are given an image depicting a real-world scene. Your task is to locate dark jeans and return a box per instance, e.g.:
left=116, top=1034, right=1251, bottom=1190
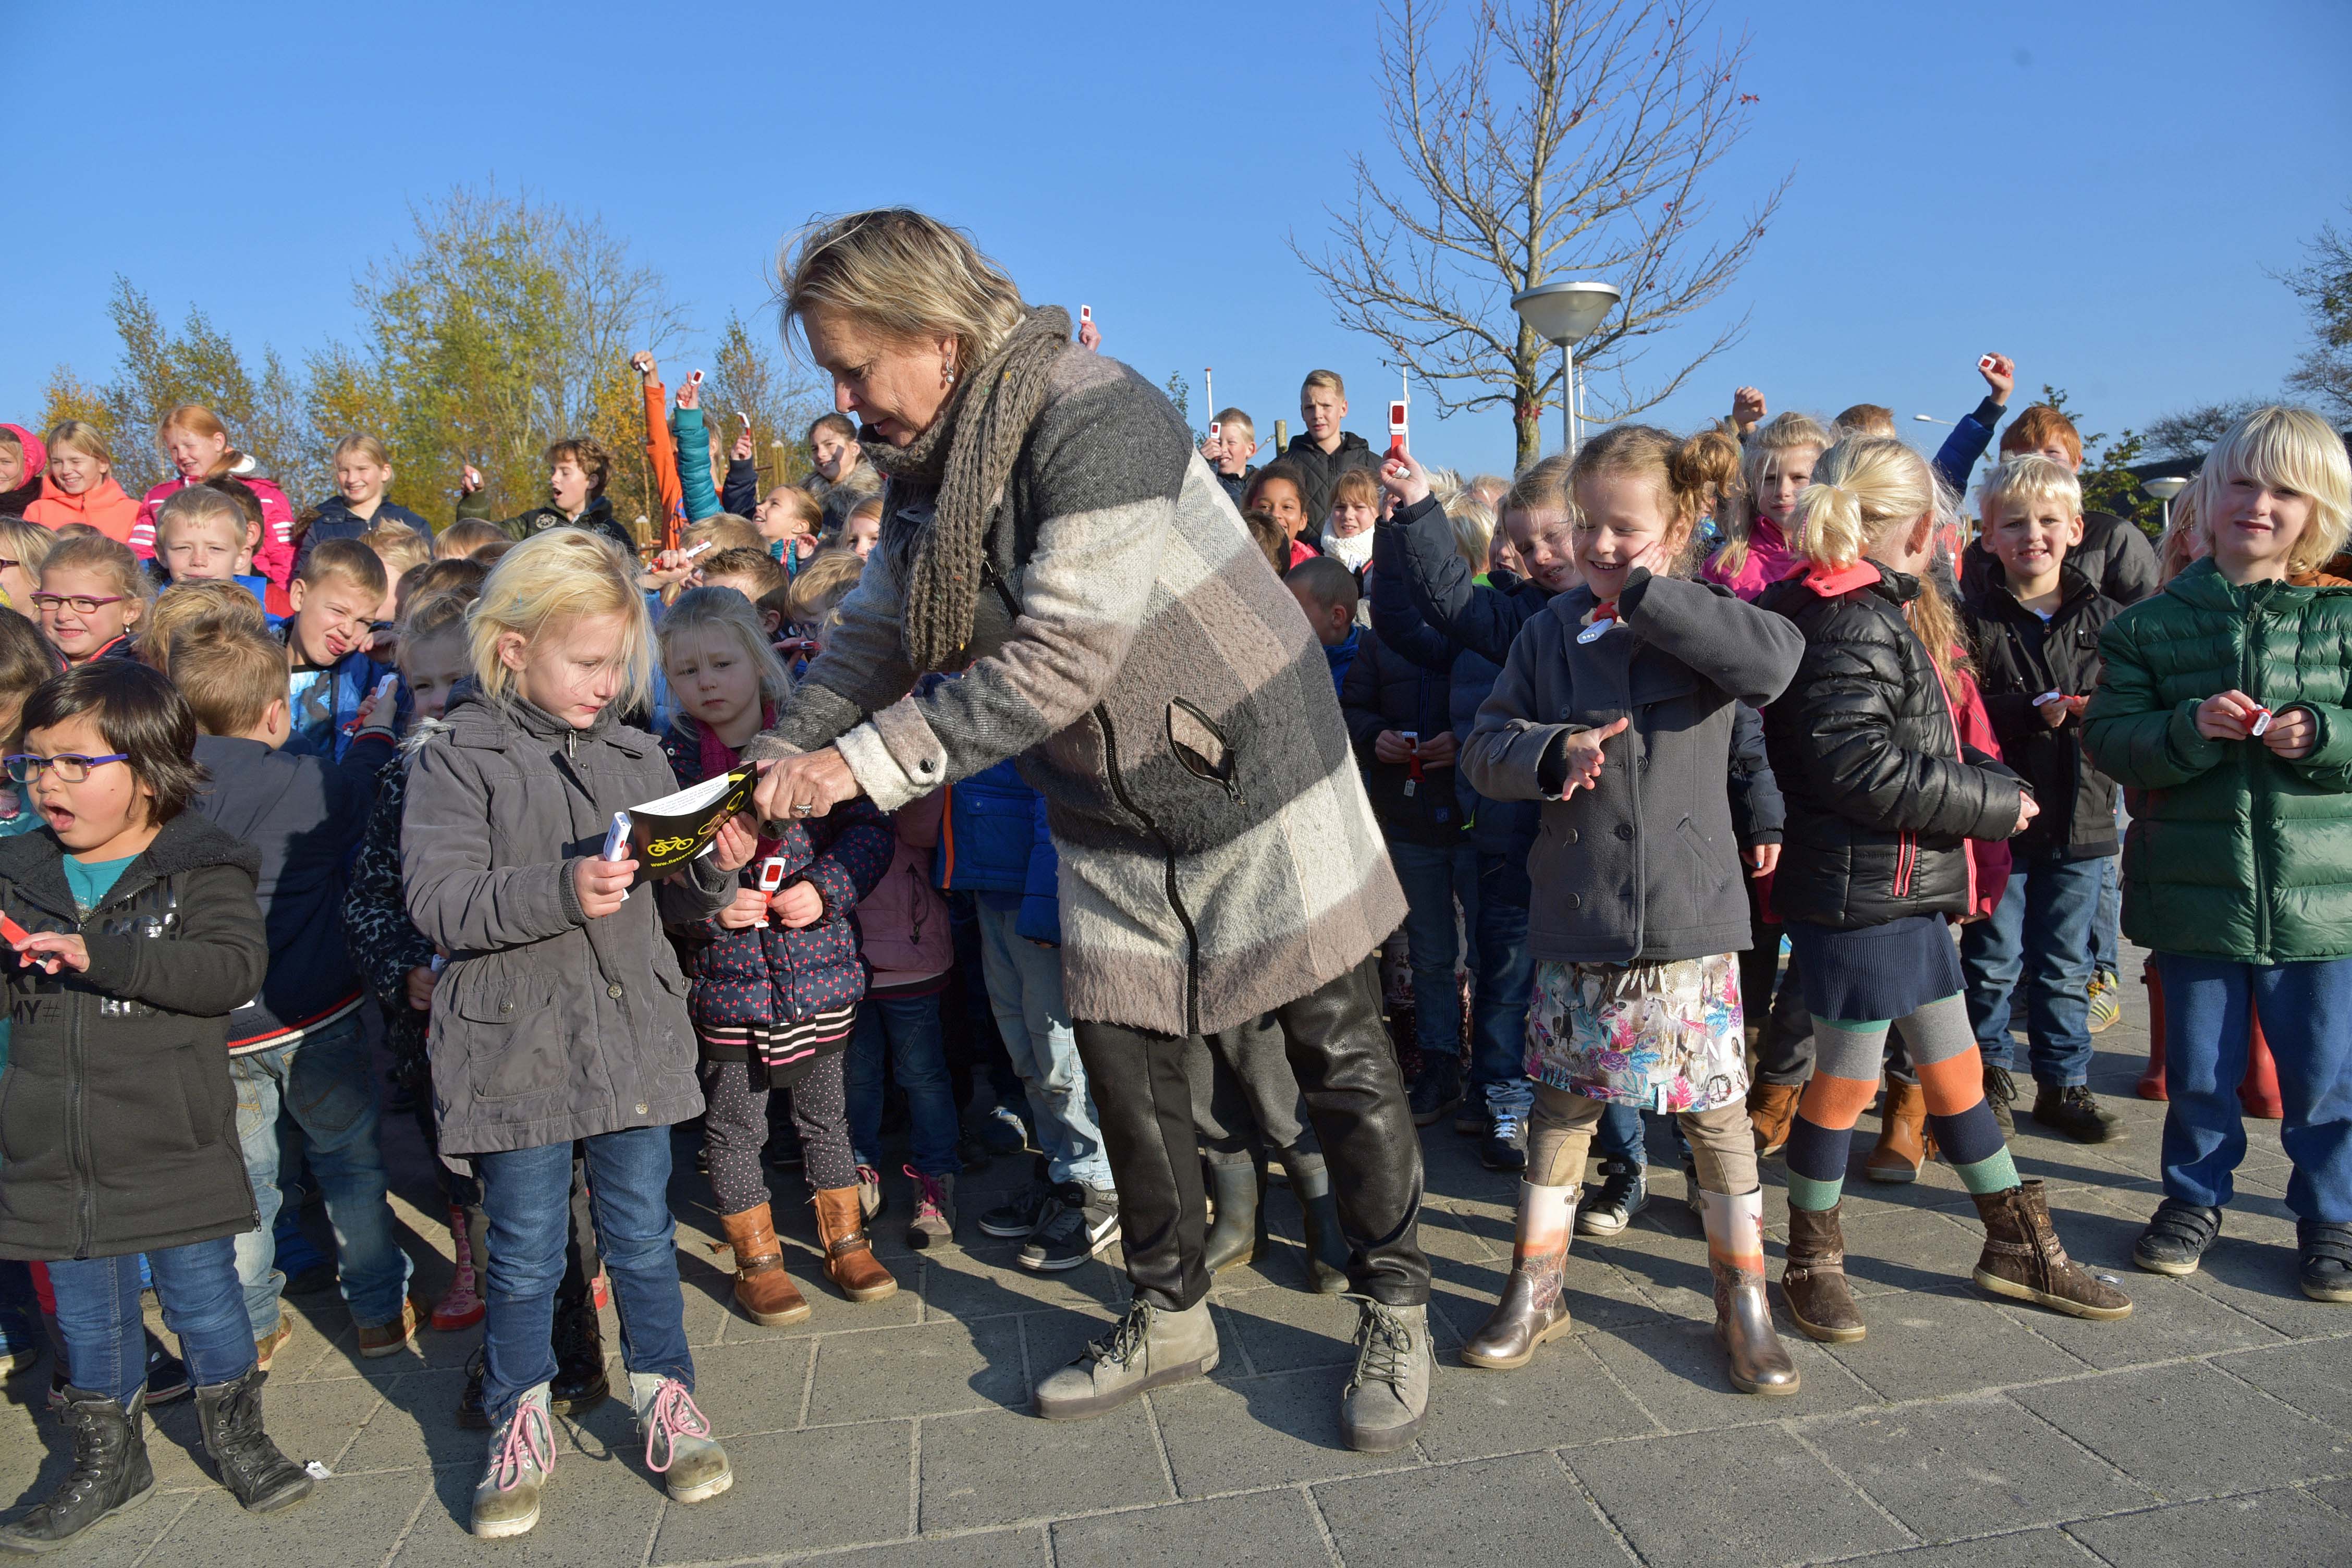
left=1961, top=857, right=2102, bottom=1085
left=1388, top=840, right=1478, bottom=1064
left=475, top=1125, right=687, bottom=1423
left=1746, top=885, right=1819, bottom=1087
left=1074, top=957, right=1428, bottom=1311
left=847, top=994, right=960, bottom=1177
left=2154, top=953, right=2352, bottom=1222
left=1468, top=851, right=1535, bottom=1117
left=50, top=1240, right=252, bottom=1406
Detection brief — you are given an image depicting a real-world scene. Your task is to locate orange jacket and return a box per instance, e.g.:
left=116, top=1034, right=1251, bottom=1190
left=642, top=378, right=683, bottom=553
left=25, top=476, right=140, bottom=543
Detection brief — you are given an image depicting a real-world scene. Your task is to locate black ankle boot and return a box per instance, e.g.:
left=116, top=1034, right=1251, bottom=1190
left=195, top=1369, right=312, bottom=1514
left=1202, top=1153, right=1265, bottom=1273
left=0, top=1387, right=155, bottom=1549
left=1277, top=1149, right=1352, bottom=1294
left=549, top=1296, right=609, bottom=1415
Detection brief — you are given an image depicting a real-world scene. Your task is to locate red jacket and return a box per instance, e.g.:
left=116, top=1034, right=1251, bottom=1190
left=132, top=470, right=296, bottom=585
left=25, top=476, right=140, bottom=543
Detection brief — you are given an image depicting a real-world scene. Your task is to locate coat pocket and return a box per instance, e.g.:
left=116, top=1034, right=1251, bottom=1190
left=1676, top=817, right=1733, bottom=900
left=1166, top=699, right=1243, bottom=802
left=451, top=977, right=566, bottom=1102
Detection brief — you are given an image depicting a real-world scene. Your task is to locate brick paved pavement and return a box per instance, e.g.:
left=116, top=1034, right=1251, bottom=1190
left=4, top=954, right=2348, bottom=1565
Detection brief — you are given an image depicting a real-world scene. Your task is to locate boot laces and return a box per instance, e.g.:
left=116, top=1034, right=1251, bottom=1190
left=906, top=1165, right=948, bottom=1222
left=488, top=1401, right=553, bottom=1494
left=1984, top=1063, right=2017, bottom=1104
left=1346, top=1297, right=1415, bottom=1395
left=1084, top=1301, right=1153, bottom=1368
left=55, top=1399, right=120, bottom=1508
left=641, top=1379, right=713, bottom=1474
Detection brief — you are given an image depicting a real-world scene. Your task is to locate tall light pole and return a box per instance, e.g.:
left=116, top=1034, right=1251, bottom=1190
left=2142, top=474, right=2189, bottom=535
left=1510, top=280, right=1621, bottom=455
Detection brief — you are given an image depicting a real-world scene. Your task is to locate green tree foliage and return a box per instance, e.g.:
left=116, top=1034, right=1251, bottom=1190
left=36, top=185, right=817, bottom=546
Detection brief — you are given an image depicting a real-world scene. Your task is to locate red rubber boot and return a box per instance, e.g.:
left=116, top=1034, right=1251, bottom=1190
left=2137, top=959, right=2167, bottom=1101
left=2239, top=1004, right=2284, bottom=1121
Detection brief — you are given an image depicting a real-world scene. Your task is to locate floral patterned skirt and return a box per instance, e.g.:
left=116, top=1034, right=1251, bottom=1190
left=1526, top=952, right=1747, bottom=1113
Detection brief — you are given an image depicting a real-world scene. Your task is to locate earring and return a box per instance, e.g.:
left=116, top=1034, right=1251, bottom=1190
left=942, top=361, right=956, bottom=387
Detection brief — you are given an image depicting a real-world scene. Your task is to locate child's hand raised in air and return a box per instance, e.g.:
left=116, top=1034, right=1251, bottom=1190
left=1552, top=717, right=1631, bottom=798
left=1730, top=386, right=1767, bottom=435
left=769, top=880, right=825, bottom=929
left=1378, top=449, right=1431, bottom=509
left=13, top=932, right=87, bottom=973
left=731, top=426, right=755, bottom=463
left=574, top=855, right=636, bottom=919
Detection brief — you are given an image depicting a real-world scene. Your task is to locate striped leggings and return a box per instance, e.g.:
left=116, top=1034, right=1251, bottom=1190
left=1783, top=994, right=2017, bottom=1211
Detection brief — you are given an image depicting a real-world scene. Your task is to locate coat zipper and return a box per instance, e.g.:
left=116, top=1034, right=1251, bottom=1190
left=2244, top=593, right=2272, bottom=958
left=1095, top=703, right=1203, bottom=1034
left=68, top=912, right=92, bottom=1259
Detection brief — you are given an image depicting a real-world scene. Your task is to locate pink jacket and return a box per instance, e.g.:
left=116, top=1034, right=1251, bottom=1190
left=1701, top=514, right=1799, bottom=602
left=856, top=790, right=953, bottom=981
left=132, top=468, right=296, bottom=585
left=1944, top=663, right=2012, bottom=923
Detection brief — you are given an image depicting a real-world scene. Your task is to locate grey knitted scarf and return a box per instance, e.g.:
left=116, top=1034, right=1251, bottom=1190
left=864, top=305, right=1072, bottom=672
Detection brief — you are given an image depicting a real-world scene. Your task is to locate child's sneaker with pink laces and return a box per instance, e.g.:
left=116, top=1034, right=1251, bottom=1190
left=470, top=1383, right=553, bottom=1538
left=628, top=1373, right=731, bottom=1504
left=905, top=1167, right=957, bottom=1250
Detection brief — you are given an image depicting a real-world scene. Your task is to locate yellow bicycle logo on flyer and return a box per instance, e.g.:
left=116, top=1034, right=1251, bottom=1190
left=646, top=835, right=695, bottom=859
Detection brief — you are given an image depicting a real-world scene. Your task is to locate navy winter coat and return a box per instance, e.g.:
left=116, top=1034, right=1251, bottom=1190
left=937, top=758, right=1063, bottom=946
left=295, top=496, right=435, bottom=577
left=1341, top=623, right=1465, bottom=846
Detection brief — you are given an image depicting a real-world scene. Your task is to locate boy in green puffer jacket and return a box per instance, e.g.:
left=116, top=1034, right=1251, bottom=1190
left=2081, top=405, right=2352, bottom=1304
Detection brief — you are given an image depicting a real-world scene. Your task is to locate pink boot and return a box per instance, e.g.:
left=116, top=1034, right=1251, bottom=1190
left=432, top=1208, right=486, bottom=1332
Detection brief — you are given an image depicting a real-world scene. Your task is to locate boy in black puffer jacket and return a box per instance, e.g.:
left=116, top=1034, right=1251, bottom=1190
left=1957, top=458, right=2125, bottom=1144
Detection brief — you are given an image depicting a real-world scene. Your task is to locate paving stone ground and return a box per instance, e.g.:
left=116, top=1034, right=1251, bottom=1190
left=5, top=944, right=2349, bottom=1565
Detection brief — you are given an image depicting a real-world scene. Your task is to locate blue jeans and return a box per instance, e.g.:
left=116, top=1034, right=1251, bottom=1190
left=1389, top=840, right=1478, bottom=1067
left=1470, top=851, right=1536, bottom=1118
left=2153, top=953, right=2352, bottom=1222
left=475, top=1125, right=689, bottom=1422
left=1960, top=857, right=2103, bottom=1086
left=2093, top=805, right=2123, bottom=976
left=847, top=994, right=959, bottom=1178
left=1595, top=1102, right=1644, bottom=1163
left=231, top=1013, right=412, bottom=1336
left=971, top=900, right=1112, bottom=1188
left=49, top=1240, right=252, bottom=1406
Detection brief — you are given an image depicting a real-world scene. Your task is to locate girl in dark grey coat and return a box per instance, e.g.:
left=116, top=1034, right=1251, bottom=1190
left=1457, top=426, right=1807, bottom=1398
left=400, top=532, right=750, bottom=1539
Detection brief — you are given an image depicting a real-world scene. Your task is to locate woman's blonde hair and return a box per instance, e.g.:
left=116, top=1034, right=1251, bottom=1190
left=1570, top=424, right=1741, bottom=578
left=659, top=585, right=794, bottom=707
left=1793, top=435, right=1971, bottom=692
left=2189, top=405, right=2352, bottom=575
left=1709, top=412, right=1830, bottom=579
left=158, top=404, right=240, bottom=477
left=779, top=208, right=1029, bottom=372
left=467, top=529, right=653, bottom=715
left=333, top=433, right=391, bottom=468
left=45, top=419, right=113, bottom=468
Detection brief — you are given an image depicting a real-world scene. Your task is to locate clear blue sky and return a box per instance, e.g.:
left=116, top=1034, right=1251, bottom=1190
left=6, top=1, right=2344, bottom=481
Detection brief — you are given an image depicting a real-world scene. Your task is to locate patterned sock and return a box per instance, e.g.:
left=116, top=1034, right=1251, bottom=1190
left=1904, top=998, right=2020, bottom=1194
left=1787, top=1016, right=1891, bottom=1211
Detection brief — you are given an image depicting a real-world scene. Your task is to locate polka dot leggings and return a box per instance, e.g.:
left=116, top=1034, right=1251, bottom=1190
left=700, top=1051, right=857, bottom=1218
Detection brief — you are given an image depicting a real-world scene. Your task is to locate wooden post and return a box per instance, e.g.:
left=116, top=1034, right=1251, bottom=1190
left=1275, top=419, right=1288, bottom=454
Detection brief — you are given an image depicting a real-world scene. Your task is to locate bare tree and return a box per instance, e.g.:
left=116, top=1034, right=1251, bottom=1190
left=2275, top=203, right=2352, bottom=424
left=1296, top=0, right=1786, bottom=469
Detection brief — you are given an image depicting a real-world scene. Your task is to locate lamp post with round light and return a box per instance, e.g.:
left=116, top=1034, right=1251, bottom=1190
left=1510, top=281, right=1621, bottom=455
left=2142, top=474, right=2189, bottom=536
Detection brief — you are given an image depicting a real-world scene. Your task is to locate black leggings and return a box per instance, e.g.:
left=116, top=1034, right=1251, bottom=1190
left=700, top=1052, right=856, bottom=1216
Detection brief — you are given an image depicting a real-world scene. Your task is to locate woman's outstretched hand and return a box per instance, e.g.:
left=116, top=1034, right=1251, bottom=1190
left=752, top=749, right=862, bottom=823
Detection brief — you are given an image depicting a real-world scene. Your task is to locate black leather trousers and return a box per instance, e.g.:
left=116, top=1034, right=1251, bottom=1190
left=1073, top=957, right=1429, bottom=1310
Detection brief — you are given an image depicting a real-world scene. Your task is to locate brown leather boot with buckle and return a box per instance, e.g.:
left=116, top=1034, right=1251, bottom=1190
left=718, top=1204, right=811, bottom=1326
left=1865, top=1081, right=1929, bottom=1182
left=814, top=1186, right=899, bottom=1302
left=1747, top=1082, right=1802, bottom=1157
left=1969, top=1181, right=2133, bottom=1320
left=1781, top=1203, right=1866, bottom=1342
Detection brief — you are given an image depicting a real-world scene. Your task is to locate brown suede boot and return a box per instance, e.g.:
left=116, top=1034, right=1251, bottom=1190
left=1865, top=1081, right=1928, bottom=1182
left=1969, top=1181, right=2133, bottom=1320
left=1747, top=1082, right=1802, bottom=1158
left=813, top=1187, right=899, bottom=1303
left=1781, top=1203, right=1866, bottom=1342
left=718, top=1205, right=810, bottom=1326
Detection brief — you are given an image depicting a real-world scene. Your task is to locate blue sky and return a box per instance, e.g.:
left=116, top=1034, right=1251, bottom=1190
left=6, top=1, right=2344, bottom=482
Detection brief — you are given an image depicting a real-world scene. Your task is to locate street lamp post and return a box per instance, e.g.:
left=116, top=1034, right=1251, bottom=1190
left=1510, top=280, right=1621, bottom=455
left=2142, top=474, right=2189, bottom=535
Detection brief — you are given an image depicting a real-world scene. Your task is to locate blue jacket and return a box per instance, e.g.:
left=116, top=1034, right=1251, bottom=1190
left=189, top=731, right=393, bottom=1050
left=673, top=408, right=763, bottom=523
left=278, top=634, right=408, bottom=763
left=1930, top=394, right=2005, bottom=504
left=295, top=496, right=435, bottom=577
left=936, top=758, right=1062, bottom=946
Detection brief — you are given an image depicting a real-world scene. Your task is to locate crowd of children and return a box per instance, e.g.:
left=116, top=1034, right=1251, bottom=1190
left=0, top=352, right=2343, bottom=1547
